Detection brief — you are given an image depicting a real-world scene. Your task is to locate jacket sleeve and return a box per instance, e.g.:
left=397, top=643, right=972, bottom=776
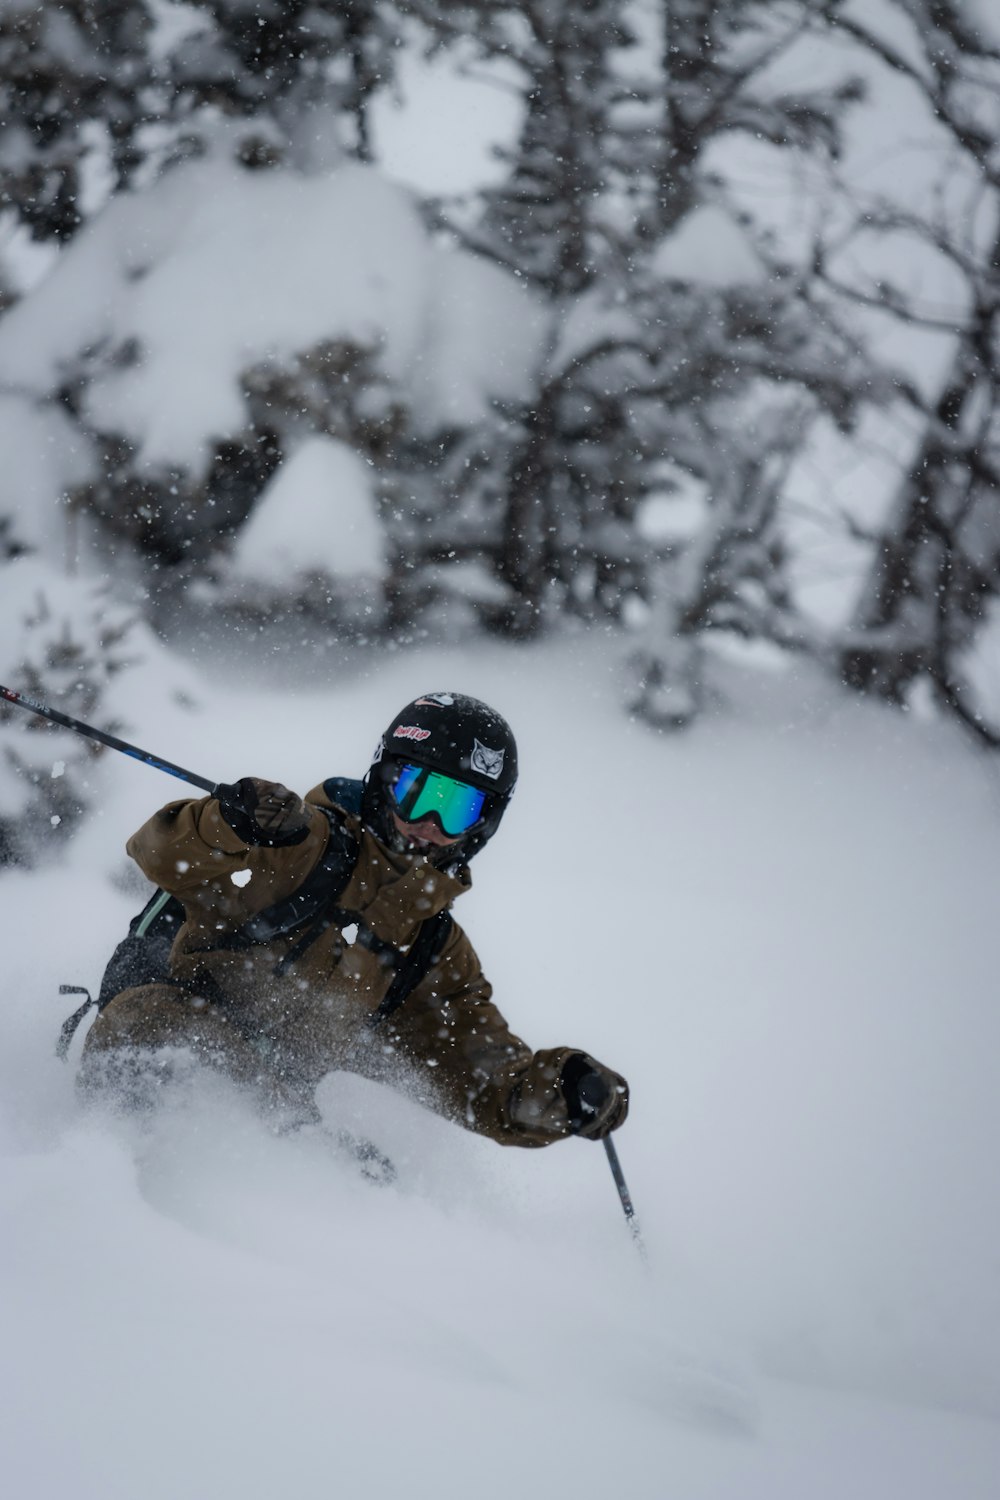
left=125, top=794, right=331, bottom=922
left=386, top=923, right=585, bottom=1148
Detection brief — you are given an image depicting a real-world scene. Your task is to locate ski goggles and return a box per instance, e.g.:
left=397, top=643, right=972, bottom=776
left=389, top=762, right=488, bottom=837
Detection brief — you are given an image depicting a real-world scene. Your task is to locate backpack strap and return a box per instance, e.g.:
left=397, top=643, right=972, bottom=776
left=271, top=903, right=399, bottom=976
left=132, top=887, right=182, bottom=941
left=366, top=909, right=454, bottom=1029
left=236, top=806, right=359, bottom=944
left=55, top=986, right=98, bottom=1061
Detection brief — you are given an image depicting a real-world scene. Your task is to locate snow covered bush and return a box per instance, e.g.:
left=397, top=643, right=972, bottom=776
left=211, top=433, right=389, bottom=633
left=0, top=560, right=140, bottom=868
left=0, top=0, right=405, bottom=252
left=0, top=155, right=548, bottom=627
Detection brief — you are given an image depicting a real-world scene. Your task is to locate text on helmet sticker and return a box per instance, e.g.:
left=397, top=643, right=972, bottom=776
left=394, top=725, right=432, bottom=742
left=471, top=739, right=504, bottom=780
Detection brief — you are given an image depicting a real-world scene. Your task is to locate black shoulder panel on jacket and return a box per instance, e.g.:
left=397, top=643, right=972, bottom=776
left=323, top=776, right=363, bottom=815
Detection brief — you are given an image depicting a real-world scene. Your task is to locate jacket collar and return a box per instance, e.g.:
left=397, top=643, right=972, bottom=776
left=308, top=784, right=470, bottom=940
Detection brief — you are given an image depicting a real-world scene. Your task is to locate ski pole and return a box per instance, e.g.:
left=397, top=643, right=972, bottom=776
left=603, top=1135, right=647, bottom=1262
left=0, top=684, right=217, bottom=794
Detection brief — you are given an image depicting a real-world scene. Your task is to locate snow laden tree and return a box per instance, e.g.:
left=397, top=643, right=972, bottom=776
left=0, top=1, right=410, bottom=589
left=3, top=0, right=975, bottom=738
left=378, top=0, right=640, bottom=635
left=0, top=0, right=402, bottom=259
left=0, top=150, right=547, bottom=634
left=0, top=0, right=154, bottom=245
left=578, top=0, right=890, bottom=729
left=408, top=1, right=893, bottom=724
left=411, top=0, right=635, bottom=296
left=167, top=1, right=403, bottom=170
left=0, top=559, right=137, bottom=867
left=812, top=0, right=1000, bottom=745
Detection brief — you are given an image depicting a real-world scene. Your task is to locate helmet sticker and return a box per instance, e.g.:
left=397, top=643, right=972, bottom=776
left=471, top=739, right=505, bottom=780
left=393, top=725, right=432, bottom=742
left=415, top=693, right=455, bottom=707
left=371, top=738, right=384, bottom=763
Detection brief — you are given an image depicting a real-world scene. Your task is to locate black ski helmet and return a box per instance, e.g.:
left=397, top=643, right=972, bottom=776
left=362, top=692, right=518, bottom=862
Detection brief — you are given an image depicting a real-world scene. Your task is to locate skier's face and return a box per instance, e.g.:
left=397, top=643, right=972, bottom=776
left=389, top=809, right=462, bottom=852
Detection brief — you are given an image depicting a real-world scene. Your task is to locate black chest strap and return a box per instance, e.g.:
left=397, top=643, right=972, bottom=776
left=239, top=807, right=359, bottom=944
left=271, top=903, right=397, bottom=976
left=270, top=897, right=454, bottom=1022
left=368, top=909, right=453, bottom=1028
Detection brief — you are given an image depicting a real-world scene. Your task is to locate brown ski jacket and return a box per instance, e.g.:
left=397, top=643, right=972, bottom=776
left=87, top=782, right=604, bottom=1147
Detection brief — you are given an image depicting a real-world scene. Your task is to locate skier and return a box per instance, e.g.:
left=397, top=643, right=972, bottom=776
left=80, top=692, right=629, bottom=1148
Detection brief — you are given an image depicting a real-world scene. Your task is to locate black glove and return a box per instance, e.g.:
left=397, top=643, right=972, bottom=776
left=560, top=1052, right=629, bottom=1140
left=214, top=777, right=311, bottom=847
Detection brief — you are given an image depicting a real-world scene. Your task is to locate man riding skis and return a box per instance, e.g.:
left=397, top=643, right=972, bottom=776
left=81, top=692, right=629, bottom=1149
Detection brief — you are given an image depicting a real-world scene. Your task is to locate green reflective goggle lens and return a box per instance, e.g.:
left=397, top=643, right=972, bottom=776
left=390, top=763, right=487, bottom=836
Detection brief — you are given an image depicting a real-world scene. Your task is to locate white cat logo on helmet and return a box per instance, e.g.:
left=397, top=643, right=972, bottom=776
left=415, top=693, right=455, bottom=707
left=470, top=739, right=504, bottom=780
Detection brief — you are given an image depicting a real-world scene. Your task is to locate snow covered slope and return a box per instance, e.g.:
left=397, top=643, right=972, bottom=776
left=1, top=635, right=998, bottom=1498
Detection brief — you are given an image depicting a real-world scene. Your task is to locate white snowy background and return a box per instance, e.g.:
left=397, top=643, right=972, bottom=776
left=2, top=6, right=1000, bottom=1496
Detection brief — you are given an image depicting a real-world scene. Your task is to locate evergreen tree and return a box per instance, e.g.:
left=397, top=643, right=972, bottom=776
left=0, top=1, right=403, bottom=254
left=410, top=0, right=885, bottom=669
left=177, top=1, right=402, bottom=169
left=422, top=0, right=637, bottom=296
left=0, top=2, right=407, bottom=596
left=644, top=0, right=864, bottom=236
left=6, top=0, right=989, bottom=750
left=0, top=1, right=155, bottom=243
left=0, top=559, right=137, bottom=867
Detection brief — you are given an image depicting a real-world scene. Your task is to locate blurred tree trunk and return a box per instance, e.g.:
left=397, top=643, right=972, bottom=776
left=828, top=0, right=1000, bottom=742
left=841, top=291, right=1000, bottom=743
left=495, top=384, right=559, bottom=636
left=477, top=0, right=870, bottom=643
left=628, top=412, right=810, bottom=726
